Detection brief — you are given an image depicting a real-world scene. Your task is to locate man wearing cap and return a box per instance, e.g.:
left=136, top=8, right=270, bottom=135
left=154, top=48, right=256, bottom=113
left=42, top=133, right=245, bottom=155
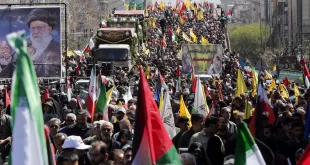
left=26, top=8, right=61, bottom=77
left=62, top=135, right=91, bottom=165
left=113, top=106, right=126, bottom=134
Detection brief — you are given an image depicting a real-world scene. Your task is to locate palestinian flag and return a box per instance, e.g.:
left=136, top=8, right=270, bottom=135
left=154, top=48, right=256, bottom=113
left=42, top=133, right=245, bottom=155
left=132, top=66, right=181, bottom=165
left=83, top=44, right=90, bottom=57
left=8, top=31, right=49, bottom=165
left=235, top=121, right=266, bottom=165
left=249, top=81, right=275, bottom=139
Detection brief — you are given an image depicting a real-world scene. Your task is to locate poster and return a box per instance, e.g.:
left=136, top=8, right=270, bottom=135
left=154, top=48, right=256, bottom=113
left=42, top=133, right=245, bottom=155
left=0, top=7, right=61, bottom=78
left=278, top=70, right=303, bottom=85
left=181, top=44, right=223, bottom=75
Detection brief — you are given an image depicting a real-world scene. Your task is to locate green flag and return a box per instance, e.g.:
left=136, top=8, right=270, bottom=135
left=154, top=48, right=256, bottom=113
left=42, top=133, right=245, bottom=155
left=95, top=84, right=107, bottom=113
left=8, top=30, right=48, bottom=165
left=235, top=121, right=266, bottom=165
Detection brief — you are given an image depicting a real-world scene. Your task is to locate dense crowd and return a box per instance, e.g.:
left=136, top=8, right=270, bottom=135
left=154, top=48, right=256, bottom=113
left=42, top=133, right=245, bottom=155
left=0, top=2, right=309, bottom=165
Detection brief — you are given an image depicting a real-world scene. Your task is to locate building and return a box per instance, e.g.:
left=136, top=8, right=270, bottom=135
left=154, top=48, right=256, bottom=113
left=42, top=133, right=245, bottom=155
left=269, top=0, right=310, bottom=56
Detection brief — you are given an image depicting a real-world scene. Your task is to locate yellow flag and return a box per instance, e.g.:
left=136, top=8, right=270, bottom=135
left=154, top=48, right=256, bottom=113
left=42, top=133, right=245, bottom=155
left=158, top=90, right=164, bottom=112
left=182, top=32, right=192, bottom=43
left=273, top=65, right=277, bottom=71
left=145, top=65, right=151, bottom=79
left=185, top=0, right=191, bottom=9
left=160, top=1, right=164, bottom=10
left=190, top=29, right=197, bottom=43
left=152, top=21, right=156, bottom=28
left=133, top=3, right=136, bottom=10
left=294, top=83, right=300, bottom=102
left=243, top=101, right=252, bottom=120
left=148, top=18, right=152, bottom=26
left=180, top=95, right=192, bottom=127
left=268, top=79, right=276, bottom=92
left=124, top=3, right=129, bottom=10
left=190, top=4, right=195, bottom=11
left=265, top=70, right=272, bottom=80
left=145, top=49, right=150, bottom=56
left=278, top=84, right=289, bottom=98
left=145, top=7, right=149, bottom=17
left=202, top=86, right=210, bottom=115
left=198, top=10, right=204, bottom=20
left=180, top=17, right=184, bottom=24
left=236, top=69, right=248, bottom=96
left=251, top=68, right=258, bottom=97
left=212, top=76, right=216, bottom=85
left=176, top=27, right=181, bottom=35
left=201, top=36, right=209, bottom=44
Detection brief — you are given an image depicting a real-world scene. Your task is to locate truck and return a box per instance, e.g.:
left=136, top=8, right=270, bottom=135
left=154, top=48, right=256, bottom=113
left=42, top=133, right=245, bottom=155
left=91, top=28, right=138, bottom=74
left=108, top=10, right=146, bottom=45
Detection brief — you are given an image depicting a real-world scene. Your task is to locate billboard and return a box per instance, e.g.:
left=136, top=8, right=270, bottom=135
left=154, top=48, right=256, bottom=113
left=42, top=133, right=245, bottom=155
left=0, top=7, right=61, bottom=78
left=181, top=44, right=223, bottom=75
left=278, top=70, right=304, bottom=85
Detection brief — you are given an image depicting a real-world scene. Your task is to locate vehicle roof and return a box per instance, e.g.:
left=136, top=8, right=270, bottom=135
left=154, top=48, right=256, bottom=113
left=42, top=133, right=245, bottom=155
left=114, top=10, right=144, bottom=15
left=76, top=79, right=89, bottom=83
left=195, top=75, right=212, bottom=77
left=97, top=28, right=133, bottom=31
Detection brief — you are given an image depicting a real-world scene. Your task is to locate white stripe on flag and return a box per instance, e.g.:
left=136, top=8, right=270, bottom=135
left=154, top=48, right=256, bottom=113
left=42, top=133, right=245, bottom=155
left=12, top=100, right=44, bottom=165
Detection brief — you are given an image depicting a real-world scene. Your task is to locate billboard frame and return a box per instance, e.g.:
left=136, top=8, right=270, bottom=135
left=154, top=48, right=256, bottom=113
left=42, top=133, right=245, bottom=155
left=0, top=3, right=67, bottom=84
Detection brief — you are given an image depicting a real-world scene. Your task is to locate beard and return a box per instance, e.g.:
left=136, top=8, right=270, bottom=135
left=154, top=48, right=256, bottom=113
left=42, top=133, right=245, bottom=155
left=30, top=31, right=50, bottom=49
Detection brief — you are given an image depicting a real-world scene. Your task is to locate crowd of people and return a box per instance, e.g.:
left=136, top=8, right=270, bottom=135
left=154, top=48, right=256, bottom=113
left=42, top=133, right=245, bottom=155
left=0, top=2, right=308, bottom=165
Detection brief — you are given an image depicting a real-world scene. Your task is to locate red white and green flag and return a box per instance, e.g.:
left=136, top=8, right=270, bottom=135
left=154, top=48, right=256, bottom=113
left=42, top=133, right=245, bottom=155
left=86, top=65, right=97, bottom=121
left=83, top=44, right=90, bottom=57
left=132, top=66, right=181, bottom=165
left=235, top=121, right=266, bottom=165
left=95, top=83, right=107, bottom=114
left=8, top=30, right=49, bottom=165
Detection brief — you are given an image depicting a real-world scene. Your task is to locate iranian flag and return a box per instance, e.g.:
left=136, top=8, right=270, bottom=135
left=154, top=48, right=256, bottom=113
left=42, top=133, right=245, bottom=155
left=235, top=121, right=266, bottom=165
left=132, top=66, right=181, bottom=165
left=86, top=66, right=97, bottom=121
left=8, top=31, right=49, bottom=165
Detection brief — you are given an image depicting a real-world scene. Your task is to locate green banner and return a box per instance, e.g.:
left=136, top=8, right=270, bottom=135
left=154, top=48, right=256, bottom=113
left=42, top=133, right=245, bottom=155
left=278, top=69, right=303, bottom=84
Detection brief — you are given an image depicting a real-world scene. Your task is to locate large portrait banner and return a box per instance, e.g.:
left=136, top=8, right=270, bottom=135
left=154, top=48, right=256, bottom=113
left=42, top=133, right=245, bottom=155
left=0, top=7, right=61, bottom=78
left=181, top=44, right=223, bottom=75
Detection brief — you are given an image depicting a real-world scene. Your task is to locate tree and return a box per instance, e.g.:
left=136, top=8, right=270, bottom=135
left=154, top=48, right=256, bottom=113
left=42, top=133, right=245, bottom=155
left=229, top=23, right=271, bottom=63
